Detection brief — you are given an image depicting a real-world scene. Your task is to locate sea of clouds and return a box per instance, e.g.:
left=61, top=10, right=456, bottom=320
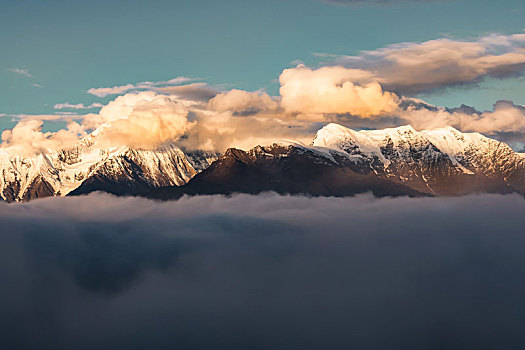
left=1, top=192, right=525, bottom=349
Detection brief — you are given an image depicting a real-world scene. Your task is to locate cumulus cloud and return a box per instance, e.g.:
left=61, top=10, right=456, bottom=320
left=0, top=119, right=85, bottom=155
left=4, top=86, right=525, bottom=154
left=87, top=84, right=136, bottom=97
left=178, top=110, right=314, bottom=152
left=81, top=91, right=195, bottom=149
left=0, top=193, right=524, bottom=349
left=54, top=102, right=103, bottom=110
left=87, top=76, right=194, bottom=97
left=208, top=89, right=280, bottom=115
left=5, top=31, right=525, bottom=156
left=398, top=100, right=525, bottom=143
left=6, top=68, right=32, bottom=77
left=279, top=65, right=399, bottom=117
left=324, top=33, right=525, bottom=94
left=275, top=62, right=525, bottom=145
left=0, top=88, right=313, bottom=155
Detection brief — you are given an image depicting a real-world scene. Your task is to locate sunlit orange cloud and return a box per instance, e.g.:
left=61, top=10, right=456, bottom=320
left=0, top=119, right=85, bottom=156
left=279, top=65, right=399, bottom=117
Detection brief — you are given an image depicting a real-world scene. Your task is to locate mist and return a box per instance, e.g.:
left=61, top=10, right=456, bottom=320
left=1, top=192, right=525, bottom=349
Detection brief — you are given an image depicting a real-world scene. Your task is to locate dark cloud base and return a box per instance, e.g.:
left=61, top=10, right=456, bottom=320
left=1, top=193, right=525, bottom=350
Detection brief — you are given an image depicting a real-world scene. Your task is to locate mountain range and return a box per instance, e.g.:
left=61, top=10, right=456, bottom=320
left=1, top=123, right=524, bottom=202
left=0, top=133, right=218, bottom=202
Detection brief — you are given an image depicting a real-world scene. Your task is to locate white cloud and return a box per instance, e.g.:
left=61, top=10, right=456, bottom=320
left=208, top=89, right=280, bottom=115
left=87, top=84, right=135, bottom=98
left=400, top=101, right=525, bottom=138
left=84, top=90, right=310, bottom=152
left=81, top=91, right=195, bottom=149
left=9, top=114, right=85, bottom=121
left=5, top=83, right=525, bottom=155
left=54, top=102, right=104, bottom=110
left=87, top=76, right=195, bottom=97
left=324, top=33, right=525, bottom=94
left=5, top=35, right=525, bottom=157
left=6, top=68, right=32, bottom=77
left=0, top=119, right=85, bottom=155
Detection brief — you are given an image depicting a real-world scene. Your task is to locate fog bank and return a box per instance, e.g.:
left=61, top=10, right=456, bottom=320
left=1, top=193, right=525, bottom=349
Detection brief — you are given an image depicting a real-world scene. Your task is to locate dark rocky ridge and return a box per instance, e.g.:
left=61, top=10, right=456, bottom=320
left=146, top=145, right=427, bottom=200
left=147, top=137, right=525, bottom=200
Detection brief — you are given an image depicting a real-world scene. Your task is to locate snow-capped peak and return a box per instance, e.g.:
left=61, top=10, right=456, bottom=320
left=0, top=135, right=219, bottom=202
left=314, top=123, right=491, bottom=158
left=312, top=123, right=523, bottom=177
left=312, top=123, right=424, bottom=166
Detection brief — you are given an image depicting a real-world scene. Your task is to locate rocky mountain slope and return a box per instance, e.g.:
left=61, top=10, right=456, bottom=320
left=311, top=124, right=525, bottom=196
left=149, top=124, right=525, bottom=199
left=2, top=123, right=524, bottom=201
left=147, top=144, right=425, bottom=199
left=0, top=135, right=218, bottom=202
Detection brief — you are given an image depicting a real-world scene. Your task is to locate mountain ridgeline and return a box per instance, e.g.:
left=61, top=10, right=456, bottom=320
left=0, top=134, right=219, bottom=202
left=148, top=124, right=525, bottom=199
left=1, top=123, right=524, bottom=202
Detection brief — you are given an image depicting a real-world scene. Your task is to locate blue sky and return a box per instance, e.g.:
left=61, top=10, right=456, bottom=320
left=1, top=0, right=525, bottom=133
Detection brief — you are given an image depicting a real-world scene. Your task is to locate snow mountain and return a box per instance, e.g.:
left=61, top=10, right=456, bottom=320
left=0, top=134, right=218, bottom=202
left=150, top=124, right=525, bottom=199
left=311, top=123, right=525, bottom=195
left=147, top=143, right=425, bottom=200
left=2, top=123, right=524, bottom=201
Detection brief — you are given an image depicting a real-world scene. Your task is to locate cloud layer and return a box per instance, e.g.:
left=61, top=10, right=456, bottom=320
left=324, top=33, right=525, bottom=94
left=0, top=119, right=85, bottom=155
left=82, top=91, right=195, bottom=149
left=54, top=102, right=103, bottom=110
left=87, top=77, right=194, bottom=97
left=4, top=80, right=525, bottom=154
left=3, top=33, right=525, bottom=154
left=279, top=65, right=398, bottom=117
left=1, top=193, right=525, bottom=349
left=398, top=99, right=525, bottom=142
left=208, top=89, right=279, bottom=115
left=6, top=68, right=32, bottom=77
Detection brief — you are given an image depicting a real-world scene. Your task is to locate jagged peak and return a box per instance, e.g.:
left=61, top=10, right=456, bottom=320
left=313, top=124, right=422, bottom=155
left=314, top=123, right=496, bottom=148
left=224, top=147, right=247, bottom=157
left=317, top=123, right=355, bottom=133
left=314, top=124, right=419, bottom=145
left=313, top=124, right=357, bottom=146
left=373, top=124, right=416, bottom=134
left=421, top=125, right=480, bottom=138
left=312, top=123, right=522, bottom=166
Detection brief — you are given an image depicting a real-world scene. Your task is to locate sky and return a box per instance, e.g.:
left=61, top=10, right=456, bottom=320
left=1, top=0, right=525, bottom=151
